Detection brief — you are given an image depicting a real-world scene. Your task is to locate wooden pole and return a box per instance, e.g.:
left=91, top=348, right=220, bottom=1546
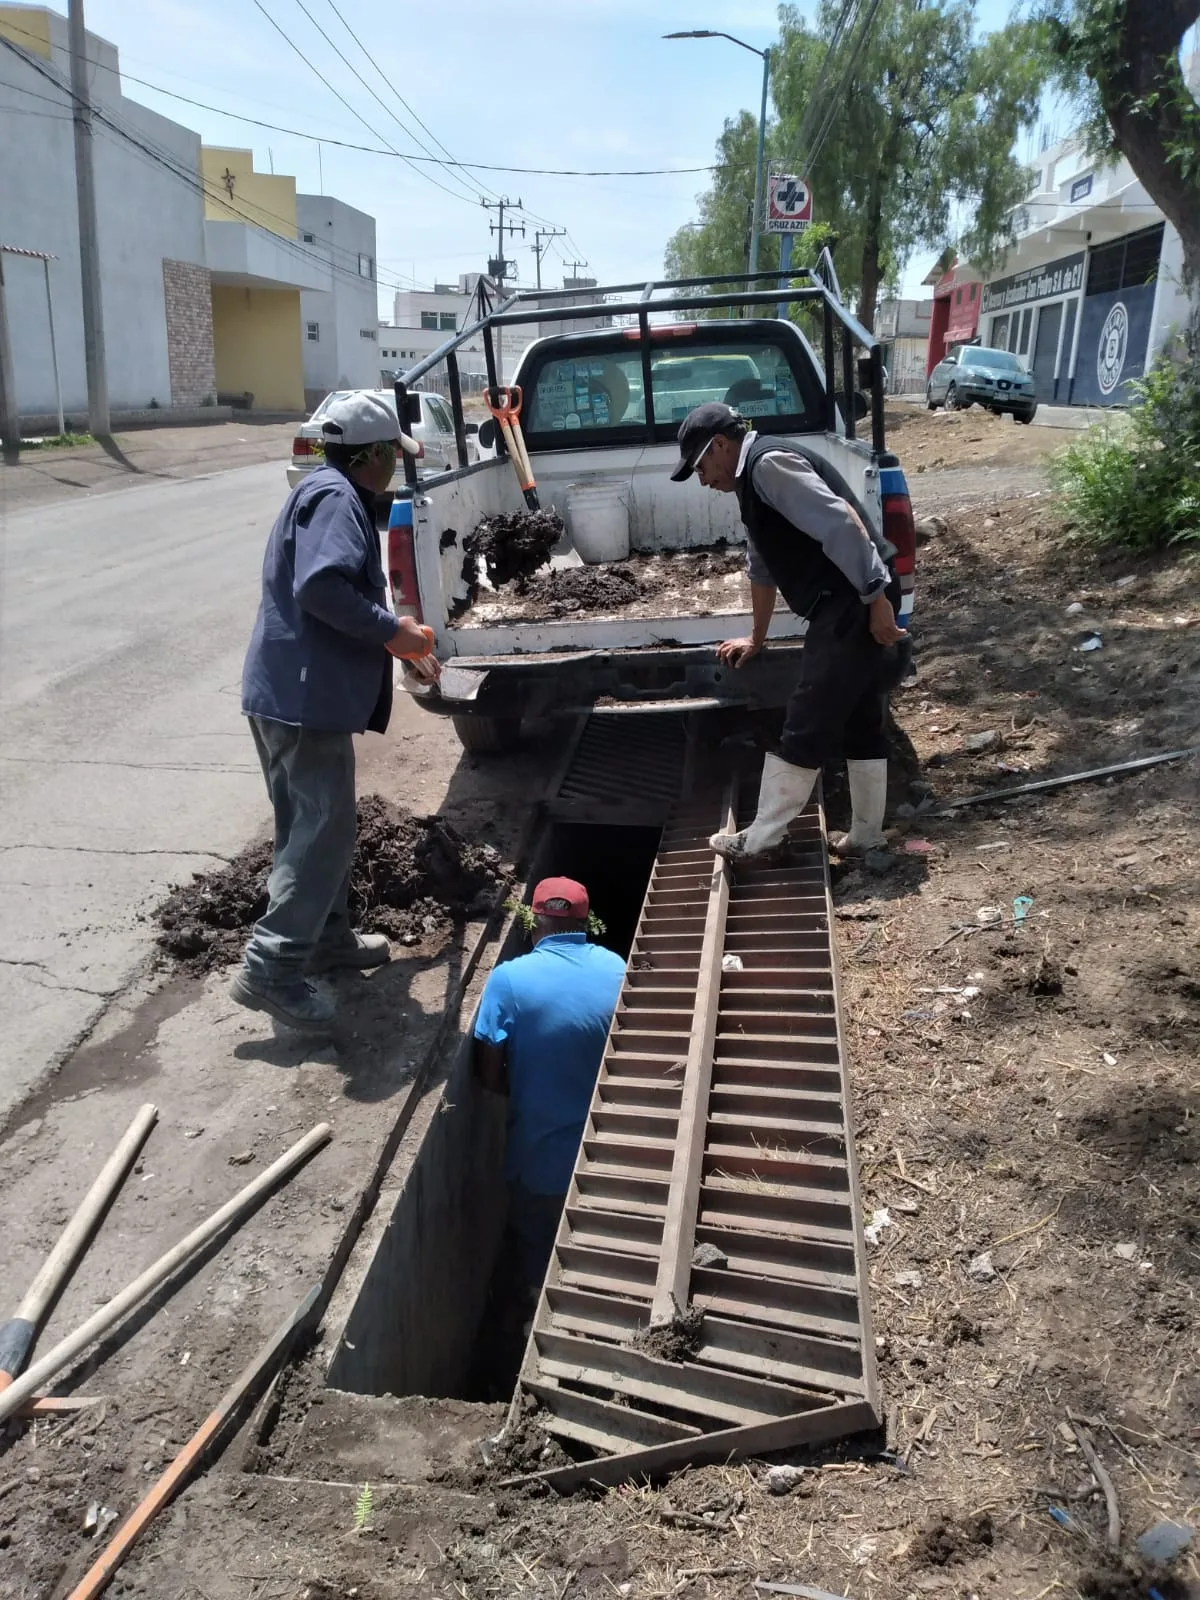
left=0, top=1123, right=331, bottom=1425
left=0, top=1103, right=158, bottom=1389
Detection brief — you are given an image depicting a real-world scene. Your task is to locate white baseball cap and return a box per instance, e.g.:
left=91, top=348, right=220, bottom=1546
left=320, top=391, right=421, bottom=454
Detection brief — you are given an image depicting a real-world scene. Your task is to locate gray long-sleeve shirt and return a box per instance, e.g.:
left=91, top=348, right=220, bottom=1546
left=737, top=432, right=890, bottom=602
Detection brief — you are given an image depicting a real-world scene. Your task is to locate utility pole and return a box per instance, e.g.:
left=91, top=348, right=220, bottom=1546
left=564, top=258, right=589, bottom=284
left=531, top=227, right=566, bottom=292
left=0, top=253, right=20, bottom=459
left=68, top=0, right=109, bottom=437
left=482, top=198, right=525, bottom=382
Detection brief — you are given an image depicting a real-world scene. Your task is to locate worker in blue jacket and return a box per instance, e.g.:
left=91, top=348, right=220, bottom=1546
left=233, top=392, right=439, bottom=1032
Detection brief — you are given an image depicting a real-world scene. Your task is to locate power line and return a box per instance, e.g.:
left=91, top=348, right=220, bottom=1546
left=248, top=0, right=480, bottom=206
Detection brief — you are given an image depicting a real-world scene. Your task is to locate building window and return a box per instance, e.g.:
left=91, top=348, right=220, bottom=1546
left=306, top=322, right=320, bottom=342
left=1069, top=173, right=1093, bottom=204
left=1029, top=169, right=1043, bottom=193
left=360, top=328, right=378, bottom=341
left=301, top=231, right=316, bottom=243
left=968, top=283, right=977, bottom=301
left=955, top=287, right=963, bottom=306
left=439, top=312, right=457, bottom=331
left=1086, top=223, right=1165, bottom=296
left=358, top=253, right=374, bottom=279
left=1018, top=307, right=1033, bottom=355
left=420, top=312, right=438, bottom=330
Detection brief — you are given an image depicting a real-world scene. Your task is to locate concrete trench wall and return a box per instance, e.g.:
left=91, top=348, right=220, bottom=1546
left=322, top=822, right=660, bottom=1402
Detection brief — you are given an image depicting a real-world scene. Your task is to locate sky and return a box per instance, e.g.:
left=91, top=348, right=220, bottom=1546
left=60, top=0, right=1022, bottom=317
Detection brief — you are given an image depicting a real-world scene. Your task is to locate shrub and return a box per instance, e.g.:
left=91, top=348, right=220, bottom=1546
left=1050, top=353, right=1200, bottom=551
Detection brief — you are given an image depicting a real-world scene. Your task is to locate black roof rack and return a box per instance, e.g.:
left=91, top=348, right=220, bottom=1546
left=390, top=270, right=887, bottom=481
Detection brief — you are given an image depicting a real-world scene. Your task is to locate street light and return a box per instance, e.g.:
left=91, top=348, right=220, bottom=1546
left=665, top=29, right=771, bottom=274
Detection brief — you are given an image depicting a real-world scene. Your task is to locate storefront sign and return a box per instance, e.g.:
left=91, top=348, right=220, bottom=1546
left=981, top=251, right=1085, bottom=316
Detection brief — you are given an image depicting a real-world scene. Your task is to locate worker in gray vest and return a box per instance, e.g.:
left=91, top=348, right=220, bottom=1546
left=671, top=402, right=908, bottom=859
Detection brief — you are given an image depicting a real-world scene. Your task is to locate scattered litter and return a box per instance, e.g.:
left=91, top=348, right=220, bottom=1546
left=967, top=1251, right=997, bottom=1282
left=179, top=1350, right=191, bottom=1367
left=1065, top=601, right=1084, bottom=616
left=892, top=1270, right=924, bottom=1289
left=1114, top=1242, right=1139, bottom=1261
left=977, top=841, right=1009, bottom=852
left=754, top=1582, right=851, bottom=1600
left=864, top=1207, right=893, bottom=1245
left=903, top=838, right=934, bottom=855
left=1102, top=1052, right=1118, bottom=1067
left=965, top=730, right=999, bottom=752
left=183, top=1128, right=203, bottom=1140
left=228, top=1151, right=255, bottom=1166
left=692, top=1241, right=729, bottom=1270
left=1013, top=895, right=1034, bottom=924
left=721, top=954, right=744, bottom=972
left=1115, top=573, right=1137, bottom=587
left=903, top=1009, right=939, bottom=1021
left=1077, top=633, right=1103, bottom=652
left=764, top=1464, right=808, bottom=1496
left=84, top=1501, right=98, bottom=1533
left=976, top=905, right=1004, bottom=925
left=1137, top=1521, right=1194, bottom=1563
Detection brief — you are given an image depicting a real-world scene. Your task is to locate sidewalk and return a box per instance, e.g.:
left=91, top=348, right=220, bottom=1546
left=0, top=419, right=299, bottom=514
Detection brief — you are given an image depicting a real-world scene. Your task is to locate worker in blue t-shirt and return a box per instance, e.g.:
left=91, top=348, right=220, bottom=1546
left=474, top=876, right=626, bottom=1302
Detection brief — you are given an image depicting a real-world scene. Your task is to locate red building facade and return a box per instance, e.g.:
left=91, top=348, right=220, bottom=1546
left=924, top=261, right=983, bottom=375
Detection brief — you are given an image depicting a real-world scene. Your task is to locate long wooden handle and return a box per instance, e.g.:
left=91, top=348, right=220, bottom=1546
left=0, top=1103, right=158, bottom=1388
left=0, top=1123, right=331, bottom=1426
left=66, top=1284, right=321, bottom=1600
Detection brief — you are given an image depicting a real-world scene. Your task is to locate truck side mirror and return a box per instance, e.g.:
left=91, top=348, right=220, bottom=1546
left=852, top=390, right=869, bottom=421
left=856, top=357, right=874, bottom=389
left=477, top=418, right=497, bottom=450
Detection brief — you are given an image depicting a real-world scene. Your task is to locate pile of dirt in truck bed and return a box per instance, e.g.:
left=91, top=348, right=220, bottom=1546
left=155, top=795, right=509, bottom=972
left=457, top=542, right=749, bottom=625
left=463, top=508, right=564, bottom=590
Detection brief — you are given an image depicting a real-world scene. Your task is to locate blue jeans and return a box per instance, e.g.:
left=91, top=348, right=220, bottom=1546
left=242, top=716, right=357, bottom=984
left=507, top=1181, right=566, bottom=1292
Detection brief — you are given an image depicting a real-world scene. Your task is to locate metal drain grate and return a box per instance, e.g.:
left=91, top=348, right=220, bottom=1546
left=515, top=775, right=880, bottom=1489
left=548, top=713, right=689, bottom=825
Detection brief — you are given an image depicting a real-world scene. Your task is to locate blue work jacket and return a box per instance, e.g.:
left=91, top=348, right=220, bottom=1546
left=242, top=466, right=397, bottom=735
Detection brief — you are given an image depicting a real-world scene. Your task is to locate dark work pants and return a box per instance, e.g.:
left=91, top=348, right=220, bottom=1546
left=241, top=715, right=358, bottom=983
left=780, top=590, right=905, bottom=770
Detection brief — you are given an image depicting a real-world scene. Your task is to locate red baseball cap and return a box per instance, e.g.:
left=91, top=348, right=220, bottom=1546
left=531, top=877, right=589, bottom=918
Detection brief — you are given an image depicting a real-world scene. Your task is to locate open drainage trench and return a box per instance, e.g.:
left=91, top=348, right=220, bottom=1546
left=322, top=821, right=661, bottom=1413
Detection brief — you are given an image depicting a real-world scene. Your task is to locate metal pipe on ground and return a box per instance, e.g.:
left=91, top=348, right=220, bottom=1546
left=0, top=1102, right=158, bottom=1389
left=0, top=1123, right=332, bottom=1425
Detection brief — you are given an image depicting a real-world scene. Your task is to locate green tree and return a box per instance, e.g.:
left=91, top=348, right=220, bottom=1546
left=666, top=0, right=1051, bottom=332
left=1038, top=0, right=1200, bottom=337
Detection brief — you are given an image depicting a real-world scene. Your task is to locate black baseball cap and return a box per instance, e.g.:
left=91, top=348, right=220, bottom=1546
left=670, top=401, right=745, bottom=482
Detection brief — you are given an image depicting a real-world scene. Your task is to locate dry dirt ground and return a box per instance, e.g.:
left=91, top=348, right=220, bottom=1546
left=2, top=454, right=1199, bottom=1600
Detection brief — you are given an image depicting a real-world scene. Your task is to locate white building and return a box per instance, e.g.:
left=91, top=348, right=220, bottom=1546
left=971, top=53, right=1197, bottom=407
left=876, top=298, right=934, bottom=393
left=297, top=195, right=380, bottom=408
left=0, top=4, right=379, bottom=422
left=386, top=276, right=492, bottom=390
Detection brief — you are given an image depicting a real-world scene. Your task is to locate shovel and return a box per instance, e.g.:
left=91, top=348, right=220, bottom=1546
left=483, top=385, right=539, bottom=510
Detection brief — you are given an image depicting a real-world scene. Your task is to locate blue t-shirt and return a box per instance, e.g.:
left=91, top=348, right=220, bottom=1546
left=474, top=933, right=626, bottom=1195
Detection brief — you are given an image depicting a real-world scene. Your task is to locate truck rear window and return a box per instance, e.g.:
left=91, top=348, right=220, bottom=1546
left=520, top=325, right=821, bottom=446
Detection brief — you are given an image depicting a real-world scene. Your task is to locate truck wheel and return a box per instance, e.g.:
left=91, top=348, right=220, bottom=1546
left=452, top=714, right=521, bottom=754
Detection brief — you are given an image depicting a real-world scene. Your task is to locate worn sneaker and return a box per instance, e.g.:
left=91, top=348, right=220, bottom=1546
left=229, top=971, right=336, bottom=1032
left=310, top=931, right=392, bottom=972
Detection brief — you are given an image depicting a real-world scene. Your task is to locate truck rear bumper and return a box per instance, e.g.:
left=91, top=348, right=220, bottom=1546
left=405, top=642, right=807, bottom=719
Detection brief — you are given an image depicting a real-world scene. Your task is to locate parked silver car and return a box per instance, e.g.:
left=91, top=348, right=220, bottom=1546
left=926, top=345, right=1037, bottom=423
left=286, top=388, right=482, bottom=488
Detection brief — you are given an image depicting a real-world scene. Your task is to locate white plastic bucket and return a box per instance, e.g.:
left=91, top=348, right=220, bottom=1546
left=565, top=478, right=631, bottom=564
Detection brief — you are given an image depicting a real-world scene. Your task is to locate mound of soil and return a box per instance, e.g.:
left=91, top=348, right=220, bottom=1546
left=465, top=509, right=564, bottom=590
left=155, top=794, right=510, bottom=973
left=632, top=1303, right=705, bottom=1363
left=516, top=563, right=647, bottom=617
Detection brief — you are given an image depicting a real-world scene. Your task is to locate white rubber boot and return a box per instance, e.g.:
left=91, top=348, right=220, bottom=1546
left=711, top=753, right=819, bottom=860
left=831, top=758, right=888, bottom=854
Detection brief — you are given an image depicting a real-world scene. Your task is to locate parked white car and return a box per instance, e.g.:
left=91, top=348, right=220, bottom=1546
left=287, top=388, right=483, bottom=488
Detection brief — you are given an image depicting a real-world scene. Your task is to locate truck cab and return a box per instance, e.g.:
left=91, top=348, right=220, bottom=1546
left=385, top=275, right=916, bottom=751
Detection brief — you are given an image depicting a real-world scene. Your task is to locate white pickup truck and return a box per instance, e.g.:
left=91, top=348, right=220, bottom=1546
left=384, top=274, right=917, bottom=751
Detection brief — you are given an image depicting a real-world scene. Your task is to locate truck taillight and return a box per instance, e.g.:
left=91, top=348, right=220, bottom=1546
left=292, top=435, right=315, bottom=457
left=623, top=323, right=698, bottom=340
left=883, top=492, right=916, bottom=577
left=387, top=493, right=422, bottom=623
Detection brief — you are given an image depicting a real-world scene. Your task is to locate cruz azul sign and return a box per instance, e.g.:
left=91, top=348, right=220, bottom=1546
left=980, top=250, right=1085, bottom=316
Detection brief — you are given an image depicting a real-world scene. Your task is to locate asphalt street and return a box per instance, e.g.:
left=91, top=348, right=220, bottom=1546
left=0, top=460, right=288, bottom=1122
